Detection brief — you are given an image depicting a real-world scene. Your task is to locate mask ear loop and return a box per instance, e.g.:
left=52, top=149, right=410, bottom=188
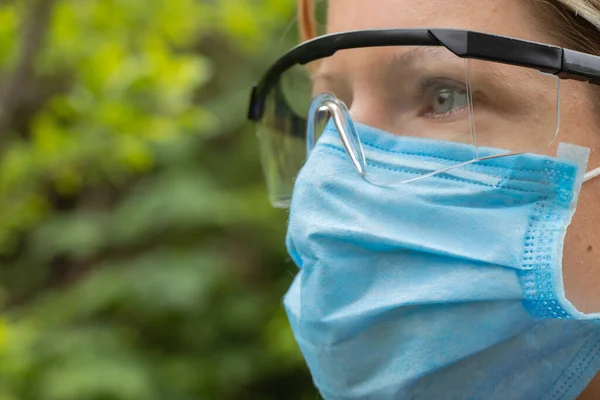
left=306, top=93, right=367, bottom=177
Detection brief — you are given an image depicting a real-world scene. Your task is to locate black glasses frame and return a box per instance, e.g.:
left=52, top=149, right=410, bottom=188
left=247, top=28, right=600, bottom=122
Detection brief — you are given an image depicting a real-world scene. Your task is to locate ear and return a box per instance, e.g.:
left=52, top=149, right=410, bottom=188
left=299, top=0, right=316, bottom=42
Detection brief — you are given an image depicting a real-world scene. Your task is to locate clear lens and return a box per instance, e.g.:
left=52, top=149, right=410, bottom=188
left=257, top=63, right=312, bottom=207
left=467, top=59, right=560, bottom=154
left=256, top=46, right=560, bottom=206
left=357, top=47, right=476, bottom=186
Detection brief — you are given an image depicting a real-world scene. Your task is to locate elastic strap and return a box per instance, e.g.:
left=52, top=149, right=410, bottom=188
left=584, top=167, right=600, bottom=183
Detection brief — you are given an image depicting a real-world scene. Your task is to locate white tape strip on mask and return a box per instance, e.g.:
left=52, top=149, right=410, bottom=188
left=556, top=142, right=600, bottom=184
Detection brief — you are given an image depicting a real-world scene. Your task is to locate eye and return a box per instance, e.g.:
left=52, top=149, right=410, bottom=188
left=433, top=88, right=468, bottom=116
left=416, top=78, right=470, bottom=120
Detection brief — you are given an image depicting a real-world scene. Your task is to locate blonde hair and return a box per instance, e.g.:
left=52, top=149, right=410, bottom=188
left=557, top=0, right=600, bottom=28
left=298, top=0, right=600, bottom=55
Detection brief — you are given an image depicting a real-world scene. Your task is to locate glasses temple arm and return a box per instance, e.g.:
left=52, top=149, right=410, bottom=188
left=556, top=49, right=600, bottom=85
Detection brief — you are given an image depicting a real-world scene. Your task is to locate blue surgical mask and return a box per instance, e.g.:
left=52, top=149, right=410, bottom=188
left=284, top=122, right=600, bottom=400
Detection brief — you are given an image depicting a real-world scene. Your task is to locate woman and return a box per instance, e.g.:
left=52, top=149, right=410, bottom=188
left=249, top=0, right=600, bottom=398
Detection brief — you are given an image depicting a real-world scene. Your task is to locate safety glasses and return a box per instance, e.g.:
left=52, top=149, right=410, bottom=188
left=247, top=29, right=600, bottom=208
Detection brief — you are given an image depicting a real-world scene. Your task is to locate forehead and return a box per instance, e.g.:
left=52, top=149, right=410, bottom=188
left=326, top=0, right=549, bottom=43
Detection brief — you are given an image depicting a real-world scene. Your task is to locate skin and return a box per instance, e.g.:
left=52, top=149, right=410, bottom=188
left=320, top=0, right=600, bottom=397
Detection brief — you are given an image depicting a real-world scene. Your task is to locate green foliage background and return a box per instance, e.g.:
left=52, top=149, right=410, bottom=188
left=0, top=0, right=315, bottom=398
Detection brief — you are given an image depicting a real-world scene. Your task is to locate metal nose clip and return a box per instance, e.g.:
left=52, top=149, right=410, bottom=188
left=315, top=100, right=366, bottom=177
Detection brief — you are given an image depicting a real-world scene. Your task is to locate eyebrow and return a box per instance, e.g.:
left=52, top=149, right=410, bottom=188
left=385, top=46, right=462, bottom=73
left=311, top=46, right=462, bottom=84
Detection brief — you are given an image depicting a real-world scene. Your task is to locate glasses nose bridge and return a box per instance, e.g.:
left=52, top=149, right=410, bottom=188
left=324, top=101, right=366, bottom=177
left=307, top=93, right=367, bottom=177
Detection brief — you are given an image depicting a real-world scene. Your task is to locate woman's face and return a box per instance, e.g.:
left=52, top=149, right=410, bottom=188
left=323, top=0, right=600, bottom=311
left=323, top=0, right=600, bottom=395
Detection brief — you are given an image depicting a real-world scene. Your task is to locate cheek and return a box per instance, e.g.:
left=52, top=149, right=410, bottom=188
left=557, top=84, right=600, bottom=156
left=558, top=83, right=600, bottom=314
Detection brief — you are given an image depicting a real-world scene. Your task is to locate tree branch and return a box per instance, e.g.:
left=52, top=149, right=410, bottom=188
left=0, top=0, right=56, bottom=137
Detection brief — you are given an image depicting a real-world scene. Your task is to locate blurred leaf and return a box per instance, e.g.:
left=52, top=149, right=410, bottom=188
left=0, top=4, right=17, bottom=68
left=0, top=319, right=7, bottom=352
left=36, top=327, right=154, bottom=400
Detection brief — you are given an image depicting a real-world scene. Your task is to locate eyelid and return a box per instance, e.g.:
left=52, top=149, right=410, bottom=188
left=417, top=77, right=468, bottom=95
